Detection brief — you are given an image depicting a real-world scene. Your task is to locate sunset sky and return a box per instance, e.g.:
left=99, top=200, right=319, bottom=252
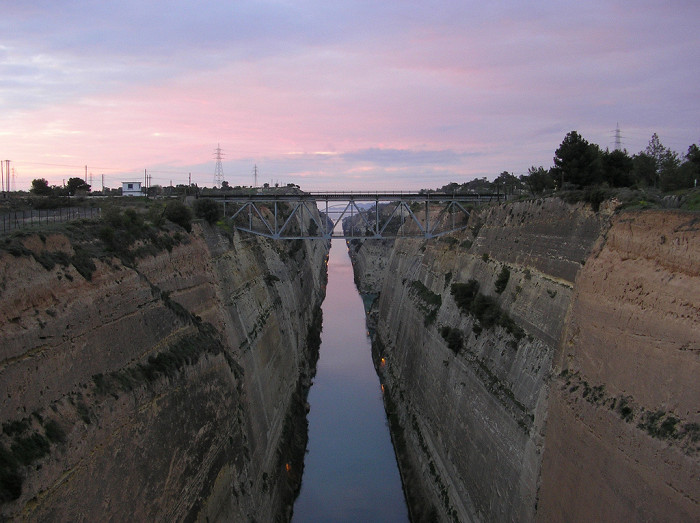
left=2, top=1, right=699, bottom=191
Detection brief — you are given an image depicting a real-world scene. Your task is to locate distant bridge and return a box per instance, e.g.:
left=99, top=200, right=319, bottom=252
left=203, top=191, right=503, bottom=240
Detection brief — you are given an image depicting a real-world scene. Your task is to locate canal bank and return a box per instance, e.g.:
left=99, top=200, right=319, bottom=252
left=293, top=239, right=408, bottom=522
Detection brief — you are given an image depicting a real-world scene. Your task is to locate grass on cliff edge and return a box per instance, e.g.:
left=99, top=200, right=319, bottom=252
left=0, top=201, right=191, bottom=280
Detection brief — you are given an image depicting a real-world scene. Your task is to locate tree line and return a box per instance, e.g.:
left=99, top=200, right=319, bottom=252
left=441, top=132, right=700, bottom=197
left=30, top=177, right=92, bottom=197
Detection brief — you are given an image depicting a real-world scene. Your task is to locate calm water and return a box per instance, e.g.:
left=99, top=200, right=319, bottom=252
left=293, top=239, right=408, bottom=522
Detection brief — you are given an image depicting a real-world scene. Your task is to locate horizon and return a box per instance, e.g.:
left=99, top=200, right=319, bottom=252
left=2, top=2, right=699, bottom=192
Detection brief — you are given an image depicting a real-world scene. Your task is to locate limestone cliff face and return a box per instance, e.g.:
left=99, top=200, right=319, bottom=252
left=0, top=217, right=328, bottom=521
left=353, top=199, right=699, bottom=521
left=351, top=198, right=608, bottom=521
left=537, top=210, right=699, bottom=522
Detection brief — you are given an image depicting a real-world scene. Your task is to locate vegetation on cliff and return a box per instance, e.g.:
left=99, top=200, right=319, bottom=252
left=450, top=279, right=525, bottom=344
left=0, top=202, right=192, bottom=281
left=407, top=280, right=442, bottom=326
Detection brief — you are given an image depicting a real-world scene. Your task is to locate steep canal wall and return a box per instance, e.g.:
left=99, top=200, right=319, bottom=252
left=0, top=211, right=328, bottom=521
left=350, top=199, right=700, bottom=521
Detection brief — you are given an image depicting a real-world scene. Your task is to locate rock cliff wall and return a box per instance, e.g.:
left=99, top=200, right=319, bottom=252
left=537, top=210, right=699, bottom=522
left=351, top=199, right=699, bottom=521
left=0, top=213, right=328, bottom=521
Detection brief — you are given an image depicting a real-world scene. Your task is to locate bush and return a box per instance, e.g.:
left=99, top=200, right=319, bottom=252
left=494, top=265, right=510, bottom=294
left=451, top=280, right=480, bottom=313
left=440, top=326, right=463, bottom=354
left=409, top=280, right=442, bottom=308
left=451, top=279, right=524, bottom=345
left=193, top=199, right=222, bottom=224
left=11, top=433, right=50, bottom=466
left=43, top=419, right=65, bottom=444
left=164, top=201, right=192, bottom=232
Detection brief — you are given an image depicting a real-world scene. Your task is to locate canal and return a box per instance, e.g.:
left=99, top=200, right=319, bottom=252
left=293, top=239, right=408, bottom=522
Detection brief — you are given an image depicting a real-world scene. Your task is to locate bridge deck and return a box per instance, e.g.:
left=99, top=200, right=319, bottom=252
left=205, top=191, right=501, bottom=202
left=206, top=191, right=503, bottom=240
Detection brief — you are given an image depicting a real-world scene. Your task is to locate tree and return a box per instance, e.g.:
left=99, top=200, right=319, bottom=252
left=31, top=178, right=53, bottom=196
left=601, top=149, right=634, bottom=187
left=520, top=166, right=554, bottom=196
left=632, top=153, right=656, bottom=186
left=552, top=131, right=602, bottom=188
left=66, top=177, right=91, bottom=195
left=494, top=171, right=521, bottom=196
left=658, top=143, right=697, bottom=191
left=686, top=143, right=700, bottom=168
left=193, top=199, right=222, bottom=224
left=31, top=178, right=53, bottom=195
left=644, top=133, right=679, bottom=188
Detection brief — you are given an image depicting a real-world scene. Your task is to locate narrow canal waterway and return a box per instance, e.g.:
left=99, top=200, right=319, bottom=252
left=293, top=239, right=408, bottom=522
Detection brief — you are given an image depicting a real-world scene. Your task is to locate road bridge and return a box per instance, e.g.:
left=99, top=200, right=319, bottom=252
left=203, top=191, right=503, bottom=240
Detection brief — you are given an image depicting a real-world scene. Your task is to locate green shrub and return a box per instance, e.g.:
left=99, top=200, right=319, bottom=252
left=494, top=265, right=510, bottom=294
left=451, top=280, right=480, bottom=314
left=409, top=280, right=442, bottom=308
left=164, top=201, right=192, bottom=232
left=439, top=236, right=459, bottom=247
left=2, top=419, right=30, bottom=436
left=43, top=419, right=65, bottom=444
left=11, top=433, right=50, bottom=466
left=72, top=246, right=96, bottom=280
left=638, top=410, right=679, bottom=439
left=0, top=444, right=22, bottom=502
left=409, top=280, right=442, bottom=326
left=617, top=396, right=634, bottom=422
left=440, top=326, right=463, bottom=354
left=193, top=199, right=222, bottom=224
left=471, top=294, right=500, bottom=328
left=451, top=279, right=524, bottom=345
left=683, top=422, right=700, bottom=442
left=584, top=186, right=608, bottom=212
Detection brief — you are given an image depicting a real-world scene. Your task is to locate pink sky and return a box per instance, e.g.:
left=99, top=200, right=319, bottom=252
left=2, top=1, right=699, bottom=191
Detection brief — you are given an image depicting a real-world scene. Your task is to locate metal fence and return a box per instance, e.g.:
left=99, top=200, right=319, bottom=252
left=1, top=207, right=101, bottom=234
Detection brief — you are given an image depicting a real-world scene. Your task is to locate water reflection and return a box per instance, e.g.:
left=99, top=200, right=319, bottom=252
left=293, top=240, right=408, bottom=522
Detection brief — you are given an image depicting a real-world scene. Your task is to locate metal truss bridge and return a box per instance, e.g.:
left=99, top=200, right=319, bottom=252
left=205, top=191, right=503, bottom=240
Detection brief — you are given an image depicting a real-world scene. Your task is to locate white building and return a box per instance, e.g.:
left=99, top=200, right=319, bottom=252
left=122, top=181, right=143, bottom=197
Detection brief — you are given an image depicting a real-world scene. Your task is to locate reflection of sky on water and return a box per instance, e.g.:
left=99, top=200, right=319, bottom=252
left=293, top=240, right=408, bottom=522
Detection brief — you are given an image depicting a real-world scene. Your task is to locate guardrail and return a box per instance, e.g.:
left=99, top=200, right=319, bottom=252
left=0, top=207, right=101, bottom=235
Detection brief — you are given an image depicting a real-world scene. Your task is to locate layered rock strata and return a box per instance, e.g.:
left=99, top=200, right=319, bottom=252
left=0, top=216, right=327, bottom=521
left=537, top=210, right=699, bottom=522
left=351, top=199, right=699, bottom=522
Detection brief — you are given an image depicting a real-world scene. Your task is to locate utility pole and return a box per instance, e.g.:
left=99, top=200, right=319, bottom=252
left=253, top=164, right=258, bottom=188
left=4, top=160, right=10, bottom=195
left=85, top=165, right=88, bottom=182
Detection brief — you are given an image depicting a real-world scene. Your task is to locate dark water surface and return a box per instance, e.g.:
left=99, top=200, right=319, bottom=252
left=293, top=240, right=408, bottom=522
